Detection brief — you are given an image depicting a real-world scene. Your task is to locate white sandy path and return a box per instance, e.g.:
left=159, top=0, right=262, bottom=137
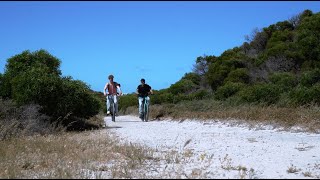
left=104, top=115, right=320, bottom=179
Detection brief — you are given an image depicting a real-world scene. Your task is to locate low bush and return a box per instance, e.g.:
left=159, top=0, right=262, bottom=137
left=237, top=83, right=281, bottom=105
left=214, top=82, right=245, bottom=100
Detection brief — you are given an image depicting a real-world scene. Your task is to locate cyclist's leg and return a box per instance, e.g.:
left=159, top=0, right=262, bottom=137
left=138, top=97, right=143, bottom=119
left=106, top=96, right=111, bottom=114
left=146, top=96, right=150, bottom=105
left=145, top=96, right=150, bottom=121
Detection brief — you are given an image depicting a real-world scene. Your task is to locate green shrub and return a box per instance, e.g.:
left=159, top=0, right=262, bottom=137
left=150, top=92, right=162, bottom=105
left=0, top=73, right=13, bottom=99
left=296, top=12, right=320, bottom=62
left=11, top=68, right=101, bottom=119
left=224, top=68, right=250, bottom=84
left=1, top=49, right=62, bottom=99
left=301, top=60, right=320, bottom=71
left=58, top=77, right=102, bottom=119
left=237, top=83, right=281, bottom=105
left=152, top=89, right=210, bottom=105
left=182, top=72, right=201, bottom=85
left=206, top=62, right=230, bottom=91
left=289, top=86, right=312, bottom=105
left=2, top=49, right=102, bottom=122
left=190, top=89, right=211, bottom=100
left=159, top=93, right=175, bottom=104
left=11, top=67, right=61, bottom=106
left=206, top=59, right=246, bottom=91
left=168, top=79, right=199, bottom=95
left=310, top=84, right=320, bottom=104
left=264, top=42, right=290, bottom=58
left=219, top=47, right=247, bottom=61
left=269, top=72, right=298, bottom=91
left=118, top=94, right=137, bottom=111
left=289, top=84, right=320, bottom=105
left=172, top=93, right=188, bottom=103
left=5, top=49, right=61, bottom=77
left=214, top=82, right=245, bottom=100
left=300, top=69, right=320, bottom=87
left=151, top=89, right=168, bottom=105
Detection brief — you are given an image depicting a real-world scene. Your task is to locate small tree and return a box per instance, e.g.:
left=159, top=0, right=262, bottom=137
left=3, top=49, right=61, bottom=99
left=5, top=49, right=61, bottom=77
left=2, top=49, right=102, bottom=128
left=296, top=11, right=320, bottom=63
left=192, top=55, right=216, bottom=76
left=245, top=27, right=260, bottom=42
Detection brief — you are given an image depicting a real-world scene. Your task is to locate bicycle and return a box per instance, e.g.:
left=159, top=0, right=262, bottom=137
left=141, top=95, right=150, bottom=122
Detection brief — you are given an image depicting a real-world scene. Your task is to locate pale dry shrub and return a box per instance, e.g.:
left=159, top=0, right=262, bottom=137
left=0, top=99, right=56, bottom=140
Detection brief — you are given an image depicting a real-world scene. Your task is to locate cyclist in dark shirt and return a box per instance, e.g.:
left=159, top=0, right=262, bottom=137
left=136, top=78, right=153, bottom=120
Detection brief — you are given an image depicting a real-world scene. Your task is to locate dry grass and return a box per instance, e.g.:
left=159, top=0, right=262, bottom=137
left=0, top=129, right=157, bottom=179
left=302, top=171, right=313, bottom=177
left=1, top=99, right=221, bottom=178
left=0, top=98, right=107, bottom=141
left=123, top=99, right=320, bottom=133
left=287, top=164, right=301, bottom=174
left=1, top=128, right=232, bottom=179
left=0, top=99, right=57, bottom=140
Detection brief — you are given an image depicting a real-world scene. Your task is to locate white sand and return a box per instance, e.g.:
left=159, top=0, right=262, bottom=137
left=104, top=115, right=320, bottom=179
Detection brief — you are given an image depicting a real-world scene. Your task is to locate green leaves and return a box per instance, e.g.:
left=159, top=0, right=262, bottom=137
left=168, top=79, right=199, bottom=95
left=296, top=13, right=320, bottom=63
left=6, top=49, right=61, bottom=77
left=1, top=49, right=101, bottom=124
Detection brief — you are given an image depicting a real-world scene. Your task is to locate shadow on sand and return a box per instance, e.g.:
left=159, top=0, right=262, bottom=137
left=105, top=126, right=123, bottom=129
left=115, top=120, right=143, bottom=123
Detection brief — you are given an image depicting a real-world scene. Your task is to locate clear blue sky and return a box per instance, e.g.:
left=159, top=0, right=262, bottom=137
left=1, top=1, right=320, bottom=94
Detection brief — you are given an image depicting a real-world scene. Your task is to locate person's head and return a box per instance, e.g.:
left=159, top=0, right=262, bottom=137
left=108, top=74, right=114, bottom=81
left=140, top=78, right=145, bottom=85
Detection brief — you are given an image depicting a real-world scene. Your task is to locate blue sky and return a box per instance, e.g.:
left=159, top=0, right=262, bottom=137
left=1, top=1, right=320, bottom=94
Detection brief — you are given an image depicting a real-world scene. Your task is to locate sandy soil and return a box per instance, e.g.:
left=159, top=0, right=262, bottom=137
left=103, top=115, right=320, bottom=179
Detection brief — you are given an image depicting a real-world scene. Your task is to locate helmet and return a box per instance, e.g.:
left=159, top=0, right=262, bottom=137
left=108, top=75, right=114, bottom=79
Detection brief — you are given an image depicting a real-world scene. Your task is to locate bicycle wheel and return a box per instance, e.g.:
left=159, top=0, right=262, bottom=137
left=140, top=100, right=144, bottom=121
left=112, top=101, right=116, bottom=122
left=109, top=96, right=115, bottom=122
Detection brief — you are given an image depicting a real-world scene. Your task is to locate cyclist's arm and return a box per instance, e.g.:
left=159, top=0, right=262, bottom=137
left=149, top=85, right=153, bottom=95
left=117, top=85, right=122, bottom=96
left=103, top=83, right=109, bottom=96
